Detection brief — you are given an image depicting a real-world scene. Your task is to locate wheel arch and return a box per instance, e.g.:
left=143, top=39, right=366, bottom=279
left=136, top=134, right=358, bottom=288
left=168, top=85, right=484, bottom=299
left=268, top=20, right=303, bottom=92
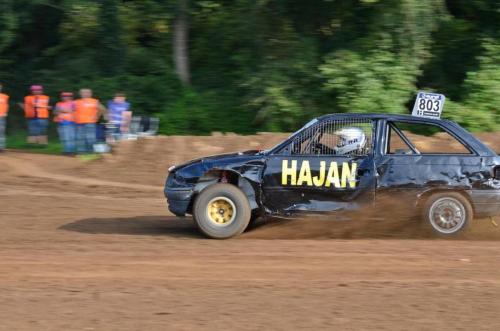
left=191, top=168, right=260, bottom=213
left=416, top=188, right=474, bottom=214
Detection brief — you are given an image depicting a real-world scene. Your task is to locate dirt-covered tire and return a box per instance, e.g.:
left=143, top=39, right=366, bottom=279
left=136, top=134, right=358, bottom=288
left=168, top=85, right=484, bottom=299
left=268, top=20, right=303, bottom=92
left=421, top=192, right=473, bottom=236
left=193, top=183, right=251, bottom=239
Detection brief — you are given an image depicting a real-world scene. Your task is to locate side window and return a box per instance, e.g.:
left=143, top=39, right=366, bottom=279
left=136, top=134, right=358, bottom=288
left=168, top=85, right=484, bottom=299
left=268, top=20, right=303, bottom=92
left=390, top=122, right=472, bottom=154
left=387, top=125, right=415, bottom=155
left=289, top=119, right=374, bottom=156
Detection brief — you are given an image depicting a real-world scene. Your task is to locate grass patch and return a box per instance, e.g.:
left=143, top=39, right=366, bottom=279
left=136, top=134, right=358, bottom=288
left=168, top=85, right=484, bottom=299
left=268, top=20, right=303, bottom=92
left=6, top=132, right=63, bottom=154
left=76, top=154, right=102, bottom=162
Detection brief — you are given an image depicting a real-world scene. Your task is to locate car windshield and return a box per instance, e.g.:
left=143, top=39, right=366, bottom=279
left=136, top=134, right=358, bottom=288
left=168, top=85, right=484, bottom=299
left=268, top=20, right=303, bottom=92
left=260, top=118, right=318, bottom=154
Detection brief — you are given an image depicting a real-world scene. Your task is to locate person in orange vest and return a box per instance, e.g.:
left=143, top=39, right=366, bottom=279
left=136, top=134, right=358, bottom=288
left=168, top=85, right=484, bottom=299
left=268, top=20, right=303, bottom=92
left=20, top=85, right=51, bottom=144
left=74, top=88, right=107, bottom=153
left=0, top=83, right=9, bottom=152
left=54, top=92, right=76, bottom=155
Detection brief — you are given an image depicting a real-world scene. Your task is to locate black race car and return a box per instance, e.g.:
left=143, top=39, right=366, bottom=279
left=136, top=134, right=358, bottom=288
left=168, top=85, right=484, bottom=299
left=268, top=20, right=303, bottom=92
left=164, top=113, right=500, bottom=239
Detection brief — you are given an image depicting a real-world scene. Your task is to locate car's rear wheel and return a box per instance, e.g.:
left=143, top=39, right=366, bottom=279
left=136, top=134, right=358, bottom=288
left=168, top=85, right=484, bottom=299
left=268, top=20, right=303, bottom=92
left=422, top=192, right=472, bottom=235
left=193, top=183, right=251, bottom=239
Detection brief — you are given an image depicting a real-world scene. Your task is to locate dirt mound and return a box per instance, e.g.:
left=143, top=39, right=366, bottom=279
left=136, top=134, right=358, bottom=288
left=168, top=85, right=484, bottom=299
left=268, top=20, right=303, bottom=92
left=476, top=132, right=500, bottom=152
left=66, top=132, right=288, bottom=186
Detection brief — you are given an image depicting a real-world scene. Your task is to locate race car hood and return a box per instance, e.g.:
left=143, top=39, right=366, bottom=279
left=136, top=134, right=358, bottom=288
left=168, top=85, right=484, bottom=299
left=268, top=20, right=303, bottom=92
left=169, top=150, right=262, bottom=173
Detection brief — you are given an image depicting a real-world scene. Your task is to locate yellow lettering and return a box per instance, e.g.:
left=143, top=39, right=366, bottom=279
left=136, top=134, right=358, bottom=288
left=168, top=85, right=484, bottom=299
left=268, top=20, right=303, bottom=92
left=325, top=162, right=340, bottom=188
left=283, top=160, right=358, bottom=188
left=312, top=161, right=326, bottom=187
left=297, top=160, right=313, bottom=186
left=282, top=160, right=297, bottom=185
left=341, top=162, right=358, bottom=188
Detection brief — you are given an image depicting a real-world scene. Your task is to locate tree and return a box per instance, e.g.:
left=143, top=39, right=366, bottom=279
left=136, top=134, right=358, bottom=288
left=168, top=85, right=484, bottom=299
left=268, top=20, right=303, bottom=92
left=445, top=39, right=500, bottom=132
left=97, top=0, right=123, bottom=75
left=173, top=0, right=190, bottom=86
left=320, top=0, right=446, bottom=115
left=0, top=0, right=499, bottom=135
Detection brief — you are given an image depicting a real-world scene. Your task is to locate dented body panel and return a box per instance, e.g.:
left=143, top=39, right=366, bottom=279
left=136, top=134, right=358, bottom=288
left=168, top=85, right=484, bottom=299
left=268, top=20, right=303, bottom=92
left=164, top=113, right=500, bottom=219
left=261, top=155, right=376, bottom=214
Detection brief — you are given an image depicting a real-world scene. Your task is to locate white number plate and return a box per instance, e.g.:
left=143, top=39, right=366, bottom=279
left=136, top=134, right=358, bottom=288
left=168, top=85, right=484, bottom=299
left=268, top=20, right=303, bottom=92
left=412, top=92, right=445, bottom=119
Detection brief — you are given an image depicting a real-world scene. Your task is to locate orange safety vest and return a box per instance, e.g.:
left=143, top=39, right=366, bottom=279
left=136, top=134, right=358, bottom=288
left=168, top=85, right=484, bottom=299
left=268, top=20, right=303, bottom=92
left=74, top=98, right=99, bottom=124
left=0, top=93, right=9, bottom=117
left=24, top=95, right=50, bottom=119
left=54, top=101, right=75, bottom=122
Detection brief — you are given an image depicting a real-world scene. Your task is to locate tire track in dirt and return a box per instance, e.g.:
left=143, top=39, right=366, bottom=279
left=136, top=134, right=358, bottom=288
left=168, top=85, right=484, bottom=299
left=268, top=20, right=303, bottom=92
left=1, top=155, right=162, bottom=192
left=0, top=188, right=164, bottom=203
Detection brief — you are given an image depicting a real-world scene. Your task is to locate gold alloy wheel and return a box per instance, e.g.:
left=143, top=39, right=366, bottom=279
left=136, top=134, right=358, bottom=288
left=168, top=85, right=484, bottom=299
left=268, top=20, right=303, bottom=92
left=206, top=197, right=236, bottom=226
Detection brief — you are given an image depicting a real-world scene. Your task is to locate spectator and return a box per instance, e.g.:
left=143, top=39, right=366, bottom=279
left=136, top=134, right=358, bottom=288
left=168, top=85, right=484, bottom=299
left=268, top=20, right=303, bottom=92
left=54, top=92, right=76, bottom=155
left=107, top=92, right=132, bottom=141
left=0, top=83, right=9, bottom=152
left=74, top=89, right=107, bottom=153
left=21, top=85, right=51, bottom=145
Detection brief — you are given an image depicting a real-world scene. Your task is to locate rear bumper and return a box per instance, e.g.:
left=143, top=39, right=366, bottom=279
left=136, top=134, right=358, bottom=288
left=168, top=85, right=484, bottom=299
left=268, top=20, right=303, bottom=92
left=470, top=190, right=500, bottom=217
left=164, top=187, right=194, bottom=216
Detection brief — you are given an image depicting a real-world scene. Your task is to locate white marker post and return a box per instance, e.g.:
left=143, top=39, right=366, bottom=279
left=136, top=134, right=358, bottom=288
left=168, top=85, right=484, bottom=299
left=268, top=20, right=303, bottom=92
left=412, top=92, right=446, bottom=119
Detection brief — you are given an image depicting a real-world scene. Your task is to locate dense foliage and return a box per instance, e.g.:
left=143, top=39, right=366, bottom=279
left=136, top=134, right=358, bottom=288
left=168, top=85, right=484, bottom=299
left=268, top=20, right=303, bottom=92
left=0, top=0, right=498, bottom=134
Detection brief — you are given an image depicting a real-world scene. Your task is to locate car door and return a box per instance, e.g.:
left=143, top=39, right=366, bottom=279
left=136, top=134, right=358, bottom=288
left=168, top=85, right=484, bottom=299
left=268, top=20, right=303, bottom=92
left=261, top=117, right=377, bottom=214
left=374, top=119, right=482, bottom=213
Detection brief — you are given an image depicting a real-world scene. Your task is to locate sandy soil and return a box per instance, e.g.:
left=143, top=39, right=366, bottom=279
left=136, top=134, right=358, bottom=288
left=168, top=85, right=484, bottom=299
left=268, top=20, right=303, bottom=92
left=1, top=133, right=500, bottom=330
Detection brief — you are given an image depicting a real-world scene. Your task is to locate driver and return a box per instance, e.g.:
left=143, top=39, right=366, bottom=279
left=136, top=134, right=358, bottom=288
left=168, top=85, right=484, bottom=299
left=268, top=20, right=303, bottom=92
left=333, top=127, right=367, bottom=155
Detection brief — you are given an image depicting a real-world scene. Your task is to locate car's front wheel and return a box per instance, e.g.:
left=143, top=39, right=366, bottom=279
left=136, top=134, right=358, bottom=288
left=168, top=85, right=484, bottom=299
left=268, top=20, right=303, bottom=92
left=422, top=192, right=472, bottom=236
left=193, top=183, right=251, bottom=239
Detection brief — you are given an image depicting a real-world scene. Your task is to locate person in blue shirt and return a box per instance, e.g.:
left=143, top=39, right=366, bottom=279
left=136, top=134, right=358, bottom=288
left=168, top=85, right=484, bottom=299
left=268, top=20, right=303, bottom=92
left=107, top=93, right=132, bottom=141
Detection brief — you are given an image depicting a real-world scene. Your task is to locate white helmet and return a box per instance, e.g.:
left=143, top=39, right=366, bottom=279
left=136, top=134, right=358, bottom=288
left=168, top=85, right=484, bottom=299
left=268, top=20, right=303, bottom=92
left=333, top=127, right=367, bottom=155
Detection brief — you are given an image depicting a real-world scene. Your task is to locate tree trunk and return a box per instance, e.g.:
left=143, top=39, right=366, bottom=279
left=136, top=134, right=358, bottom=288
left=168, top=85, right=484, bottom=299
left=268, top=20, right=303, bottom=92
left=173, top=0, right=190, bottom=86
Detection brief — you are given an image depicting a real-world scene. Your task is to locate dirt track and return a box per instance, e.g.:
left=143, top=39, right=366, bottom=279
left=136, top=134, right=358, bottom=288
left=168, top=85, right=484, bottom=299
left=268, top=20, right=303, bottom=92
left=1, top=133, right=500, bottom=330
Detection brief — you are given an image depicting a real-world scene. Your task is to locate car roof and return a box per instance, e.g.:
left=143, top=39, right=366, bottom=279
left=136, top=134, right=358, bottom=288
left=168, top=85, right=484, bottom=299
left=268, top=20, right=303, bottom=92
left=317, top=113, right=450, bottom=125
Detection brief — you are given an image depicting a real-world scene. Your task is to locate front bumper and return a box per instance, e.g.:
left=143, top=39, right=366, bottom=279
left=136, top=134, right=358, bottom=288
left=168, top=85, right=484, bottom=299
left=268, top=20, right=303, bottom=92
left=470, top=190, right=500, bottom=217
left=164, top=187, right=194, bottom=216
